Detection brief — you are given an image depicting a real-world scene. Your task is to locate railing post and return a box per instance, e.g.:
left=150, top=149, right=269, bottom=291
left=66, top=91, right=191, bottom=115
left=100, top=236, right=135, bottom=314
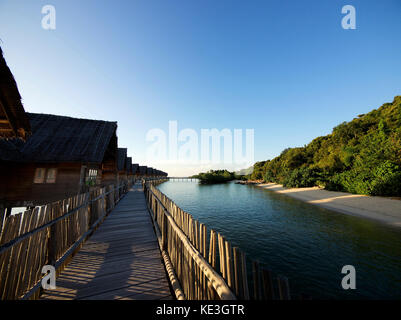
left=89, top=189, right=97, bottom=227
left=261, top=269, right=275, bottom=300
left=162, top=211, right=168, bottom=250
left=0, top=208, right=5, bottom=240
left=278, top=276, right=291, bottom=300
left=47, top=203, right=57, bottom=266
left=240, top=250, right=250, bottom=300
left=252, top=260, right=262, bottom=300
left=154, top=198, right=158, bottom=222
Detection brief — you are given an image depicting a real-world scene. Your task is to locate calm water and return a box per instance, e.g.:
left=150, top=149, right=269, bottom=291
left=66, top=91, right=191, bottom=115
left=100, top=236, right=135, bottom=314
left=158, top=180, right=401, bottom=299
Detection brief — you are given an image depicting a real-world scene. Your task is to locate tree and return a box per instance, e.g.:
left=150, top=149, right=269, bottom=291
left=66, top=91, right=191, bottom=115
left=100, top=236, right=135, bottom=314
left=251, top=96, right=401, bottom=196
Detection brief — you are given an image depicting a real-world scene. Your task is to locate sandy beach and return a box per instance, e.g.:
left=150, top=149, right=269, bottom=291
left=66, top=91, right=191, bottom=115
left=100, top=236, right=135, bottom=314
left=257, top=183, right=401, bottom=228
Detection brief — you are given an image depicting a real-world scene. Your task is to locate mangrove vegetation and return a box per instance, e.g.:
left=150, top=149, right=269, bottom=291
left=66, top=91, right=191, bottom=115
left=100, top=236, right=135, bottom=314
left=192, top=170, right=239, bottom=184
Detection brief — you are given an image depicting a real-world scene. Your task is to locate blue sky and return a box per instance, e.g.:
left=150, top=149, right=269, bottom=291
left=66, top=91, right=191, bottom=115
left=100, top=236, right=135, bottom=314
left=1, top=0, right=400, bottom=176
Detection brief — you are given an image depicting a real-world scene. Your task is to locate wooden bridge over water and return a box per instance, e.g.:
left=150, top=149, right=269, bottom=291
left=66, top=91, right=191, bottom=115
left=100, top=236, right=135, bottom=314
left=167, top=177, right=197, bottom=181
left=0, top=179, right=293, bottom=301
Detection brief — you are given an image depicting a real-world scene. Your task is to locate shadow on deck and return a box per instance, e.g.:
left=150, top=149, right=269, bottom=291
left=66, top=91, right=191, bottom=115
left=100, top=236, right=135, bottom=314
left=41, top=183, right=172, bottom=300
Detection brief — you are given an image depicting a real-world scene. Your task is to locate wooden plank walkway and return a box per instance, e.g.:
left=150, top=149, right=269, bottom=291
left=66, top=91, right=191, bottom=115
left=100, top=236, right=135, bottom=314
left=41, top=183, right=172, bottom=300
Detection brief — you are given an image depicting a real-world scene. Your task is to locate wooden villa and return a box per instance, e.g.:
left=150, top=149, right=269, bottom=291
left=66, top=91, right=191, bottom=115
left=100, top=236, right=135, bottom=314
left=146, top=167, right=154, bottom=177
left=156, top=169, right=165, bottom=177
left=117, top=148, right=128, bottom=185
left=0, top=113, right=118, bottom=209
left=0, top=45, right=167, bottom=212
left=100, top=132, right=119, bottom=187
left=130, top=165, right=167, bottom=179
left=138, top=165, right=147, bottom=178
left=156, top=169, right=167, bottom=178
left=132, top=163, right=139, bottom=179
left=0, top=46, right=31, bottom=140
left=126, top=156, right=133, bottom=185
left=158, top=170, right=167, bottom=177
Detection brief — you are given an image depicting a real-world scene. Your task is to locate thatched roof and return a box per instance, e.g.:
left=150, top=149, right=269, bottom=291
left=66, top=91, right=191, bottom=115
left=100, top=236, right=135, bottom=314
left=138, top=166, right=147, bottom=175
left=132, top=163, right=139, bottom=174
left=0, top=47, right=31, bottom=140
left=126, top=156, right=132, bottom=173
left=0, top=113, right=117, bottom=163
left=146, top=167, right=154, bottom=175
left=117, top=148, right=127, bottom=171
left=156, top=170, right=167, bottom=177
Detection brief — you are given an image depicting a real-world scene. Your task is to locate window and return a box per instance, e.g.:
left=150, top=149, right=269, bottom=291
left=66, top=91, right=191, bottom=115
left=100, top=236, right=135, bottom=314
left=88, top=169, right=98, bottom=179
left=46, top=168, right=57, bottom=183
left=34, top=168, right=45, bottom=183
left=85, top=169, right=98, bottom=186
left=34, top=168, right=57, bottom=184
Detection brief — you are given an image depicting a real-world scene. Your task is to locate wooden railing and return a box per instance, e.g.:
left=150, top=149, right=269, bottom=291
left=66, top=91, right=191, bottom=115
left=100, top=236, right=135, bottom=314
left=144, top=179, right=294, bottom=300
left=0, top=181, right=129, bottom=300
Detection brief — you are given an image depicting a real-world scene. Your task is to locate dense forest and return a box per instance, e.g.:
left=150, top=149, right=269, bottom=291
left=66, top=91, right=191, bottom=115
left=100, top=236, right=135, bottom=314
left=247, top=96, right=401, bottom=196
left=192, top=170, right=238, bottom=184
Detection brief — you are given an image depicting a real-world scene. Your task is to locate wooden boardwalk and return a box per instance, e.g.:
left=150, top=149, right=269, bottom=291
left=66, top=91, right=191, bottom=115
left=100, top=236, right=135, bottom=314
left=41, top=183, right=172, bottom=300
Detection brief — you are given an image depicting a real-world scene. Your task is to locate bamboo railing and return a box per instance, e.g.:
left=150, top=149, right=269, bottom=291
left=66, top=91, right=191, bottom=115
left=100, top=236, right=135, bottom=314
left=0, top=181, right=129, bottom=300
left=144, top=179, right=293, bottom=300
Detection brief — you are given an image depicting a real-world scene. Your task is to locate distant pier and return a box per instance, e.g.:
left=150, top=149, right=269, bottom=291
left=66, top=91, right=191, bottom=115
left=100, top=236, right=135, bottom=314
left=167, top=177, right=197, bottom=181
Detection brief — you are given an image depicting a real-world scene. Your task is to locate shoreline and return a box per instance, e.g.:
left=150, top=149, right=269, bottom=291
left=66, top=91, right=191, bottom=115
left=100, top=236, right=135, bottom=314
left=254, top=183, right=401, bottom=228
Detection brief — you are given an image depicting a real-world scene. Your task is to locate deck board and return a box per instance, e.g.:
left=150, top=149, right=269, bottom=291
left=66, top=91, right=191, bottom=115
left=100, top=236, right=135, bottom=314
left=41, top=183, right=172, bottom=300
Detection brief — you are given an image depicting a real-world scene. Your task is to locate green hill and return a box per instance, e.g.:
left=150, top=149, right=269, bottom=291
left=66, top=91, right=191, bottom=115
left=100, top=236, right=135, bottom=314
left=249, top=96, right=401, bottom=196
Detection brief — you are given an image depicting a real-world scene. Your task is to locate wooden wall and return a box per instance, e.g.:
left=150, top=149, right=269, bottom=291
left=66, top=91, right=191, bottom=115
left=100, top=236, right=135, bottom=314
left=101, top=170, right=117, bottom=187
left=101, top=160, right=117, bottom=187
left=117, top=171, right=128, bottom=185
left=0, top=162, right=84, bottom=207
